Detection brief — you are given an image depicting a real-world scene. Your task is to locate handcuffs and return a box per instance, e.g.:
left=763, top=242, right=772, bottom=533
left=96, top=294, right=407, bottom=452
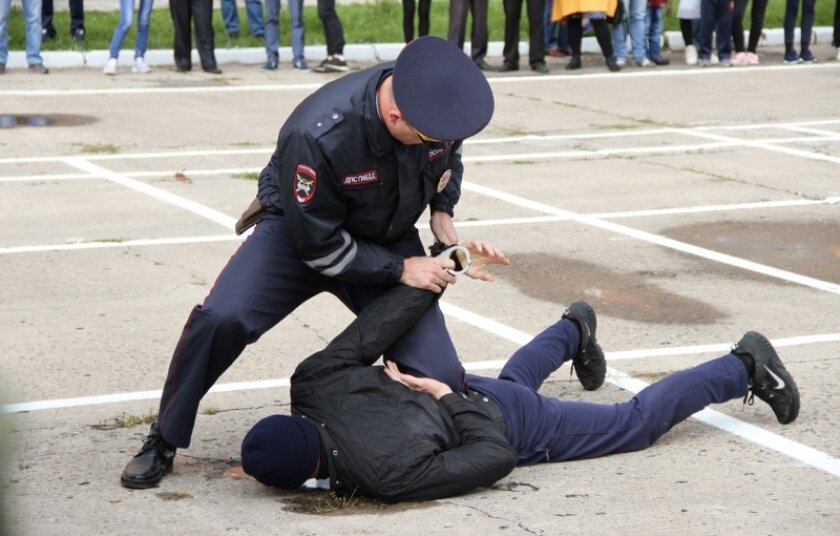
left=429, top=241, right=472, bottom=275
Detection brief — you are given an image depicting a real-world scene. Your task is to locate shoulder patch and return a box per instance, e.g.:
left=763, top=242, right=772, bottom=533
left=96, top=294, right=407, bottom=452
left=293, top=164, right=317, bottom=204
left=340, top=169, right=379, bottom=188
left=309, top=108, right=344, bottom=139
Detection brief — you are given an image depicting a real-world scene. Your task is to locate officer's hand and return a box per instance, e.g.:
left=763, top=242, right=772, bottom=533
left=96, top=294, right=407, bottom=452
left=430, top=211, right=459, bottom=245
left=400, top=256, right=456, bottom=293
left=383, top=361, right=453, bottom=400
left=463, top=239, right=511, bottom=282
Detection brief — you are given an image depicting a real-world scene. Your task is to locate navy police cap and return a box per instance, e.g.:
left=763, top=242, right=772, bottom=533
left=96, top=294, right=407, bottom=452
left=392, top=36, right=495, bottom=142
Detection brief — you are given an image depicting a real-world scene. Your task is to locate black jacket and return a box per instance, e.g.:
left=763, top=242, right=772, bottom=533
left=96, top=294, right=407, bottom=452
left=257, top=64, right=465, bottom=286
left=289, top=286, right=518, bottom=503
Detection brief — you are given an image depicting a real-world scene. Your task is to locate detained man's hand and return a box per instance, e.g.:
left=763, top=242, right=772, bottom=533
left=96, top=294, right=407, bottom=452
left=463, top=240, right=511, bottom=282
left=383, top=361, right=453, bottom=400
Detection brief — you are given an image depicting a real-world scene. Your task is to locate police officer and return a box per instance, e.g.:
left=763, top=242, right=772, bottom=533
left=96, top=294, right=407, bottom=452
left=121, top=36, right=501, bottom=489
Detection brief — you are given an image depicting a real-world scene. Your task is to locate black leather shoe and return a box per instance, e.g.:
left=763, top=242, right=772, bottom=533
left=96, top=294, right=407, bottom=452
left=475, top=59, right=498, bottom=72
left=499, top=62, right=519, bottom=72
left=203, top=66, right=223, bottom=74
left=121, top=427, right=176, bottom=489
left=563, top=301, right=606, bottom=391
left=565, top=56, right=582, bottom=70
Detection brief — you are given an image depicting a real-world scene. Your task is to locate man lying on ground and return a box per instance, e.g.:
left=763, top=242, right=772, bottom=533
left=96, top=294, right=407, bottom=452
left=241, top=285, right=800, bottom=502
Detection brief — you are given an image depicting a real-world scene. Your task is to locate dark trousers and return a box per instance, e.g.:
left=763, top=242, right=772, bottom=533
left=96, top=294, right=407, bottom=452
left=784, top=0, right=816, bottom=54
left=317, top=0, right=345, bottom=55
left=41, top=0, right=84, bottom=35
left=468, top=319, right=748, bottom=465
left=567, top=16, right=613, bottom=58
left=157, top=216, right=463, bottom=448
left=699, top=0, right=734, bottom=60
left=169, top=0, right=218, bottom=70
left=502, top=0, right=546, bottom=68
left=834, top=0, right=840, bottom=47
left=402, top=0, right=431, bottom=43
left=448, top=0, right=490, bottom=63
left=732, top=0, right=769, bottom=52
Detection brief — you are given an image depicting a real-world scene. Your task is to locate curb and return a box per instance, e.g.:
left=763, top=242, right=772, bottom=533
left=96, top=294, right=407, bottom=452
left=2, top=26, right=836, bottom=70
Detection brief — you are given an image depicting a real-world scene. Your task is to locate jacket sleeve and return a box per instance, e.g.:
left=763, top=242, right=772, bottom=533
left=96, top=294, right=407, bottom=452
left=291, top=286, right=439, bottom=385
left=429, top=141, right=463, bottom=216
left=257, top=133, right=405, bottom=286
left=374, top=393, right=518, bottom=503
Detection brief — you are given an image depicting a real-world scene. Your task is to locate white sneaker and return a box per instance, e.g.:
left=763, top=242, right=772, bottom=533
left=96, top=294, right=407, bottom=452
left=746, top=52, right=760, bottom=65
left=132, top=57, right=151, bottom=74
left=685, top=44, right=698, bottom=65
left=711, top=53, right=719, bottom=65
left=103, top=58, right=117, bottom=75
left=836, top=48, right=840, bottom=61
left=615, top=57, right=627, bottom=67
left=731, top=52, right=748, bottom=66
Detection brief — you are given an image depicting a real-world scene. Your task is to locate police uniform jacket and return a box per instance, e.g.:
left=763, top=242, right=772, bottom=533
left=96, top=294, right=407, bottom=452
left=257, top=64, right=465, bottom=286
left=289, top=286, right=518, bottom=503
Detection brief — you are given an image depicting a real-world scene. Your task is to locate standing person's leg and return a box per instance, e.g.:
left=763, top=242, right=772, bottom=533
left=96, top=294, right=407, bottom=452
left=834, top=0, right=840, bottom=49
left=135, top=0, right=153, bottom=59
left=714, top=0, right=733, bottom=61
left=288, top=0, right=306, bottom=66
left=566, top=14, right=583, bottom=69
left=106, top=0, right=133, bottom=63
left=245, top=0, right=265, bottom=36
left=544, top=0, right=558, bottom=51
left=611, top=0, right=629, bottom=62
left=628, top=0, right=646, bottom=64
left=22, top=0, right=45, bottom=67
left=68, top=0, right=84, bottom=37
left=41, top=0, right=55, bottom=38
left=501, top=0, right=523, bottom=69
left=317, top=0, right=345, bottom=56
left=156, top=217, right=327, bottom=449
left=170, top=0, right=193, bottom=70
left=470, top=0, right=491, bottom=63
left=746, top=0, right=767, bottom=61
left=263, top=0, right=280, bottom=67
left=798, top=0, right=816, bottom=61
left=525, top=0, right=546, bottom=69
left=417, top=0, right=431, bottom=37
left=221, top=0, right=240, bottom=36
left=401, top=0, right=415, bottom=42
left=193, top=0, right=219, bottom=72
left=447, top=0, right=469, bottom=49
left=783, top=0, right=799, bottom=61
left=731, top=0, right=747, bottom=54
left=0, top=0, right=9, bottom=68
left=591, top=18, right=615, bottom=62
left=698, top=0, right=717, bottom=62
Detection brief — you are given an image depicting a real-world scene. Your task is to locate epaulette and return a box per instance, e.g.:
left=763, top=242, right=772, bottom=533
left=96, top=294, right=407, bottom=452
left=309, top=108, right=344, bottom=139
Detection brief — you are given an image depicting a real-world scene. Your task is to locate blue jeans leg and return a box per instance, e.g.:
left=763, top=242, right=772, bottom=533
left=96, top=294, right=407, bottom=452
left=245, top=0, right=264, bottom=36
left=611, top=0, right=629, bottom=59
left=23, top=0, right=44, bottom=65
left=222, top=0, right=240, bottom=33
left=288, top=0, right=305, bottom=61
left=108, top=0, right=134, bottom=59
left=627, top=0, right=646, bottom=61
left=264, top=0, right=279, bottom=62
left=799, top=0, right=815, bottom=51
left=646, top=6, right=663, bottom=58
left=699, top=0, right=719, bottom=59
left=0, top=0, right=10, bottom=65
left=135, top=0, right=153, bottom=57
left=715, top=0, right=733, bottom=59
left=543, top=0, right=557, bottom=49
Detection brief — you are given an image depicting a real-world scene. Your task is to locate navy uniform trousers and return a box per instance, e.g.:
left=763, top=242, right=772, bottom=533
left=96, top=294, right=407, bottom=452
left=158, top=215, right=462, bottom=448
left=468, top=319, right=749, bottom=466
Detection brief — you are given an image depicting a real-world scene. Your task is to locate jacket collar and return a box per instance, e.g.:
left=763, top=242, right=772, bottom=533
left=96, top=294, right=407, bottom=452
left=364, top=62, right=397, bottom=157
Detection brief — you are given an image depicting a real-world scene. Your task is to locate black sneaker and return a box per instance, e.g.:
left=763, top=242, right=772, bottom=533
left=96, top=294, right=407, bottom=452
left=732, top=331, right=800, bottom=425
left=563, top=301, right=606, bottom=391
left=121, top=426, right=177, bottom=489
left=316, top=57, right=349, bottom=73
left=565, top=56, right=582, bottom=71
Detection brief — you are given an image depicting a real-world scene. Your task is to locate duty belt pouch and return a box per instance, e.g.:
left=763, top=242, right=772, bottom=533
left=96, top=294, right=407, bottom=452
left=235, top=197, right=266, bottom=235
